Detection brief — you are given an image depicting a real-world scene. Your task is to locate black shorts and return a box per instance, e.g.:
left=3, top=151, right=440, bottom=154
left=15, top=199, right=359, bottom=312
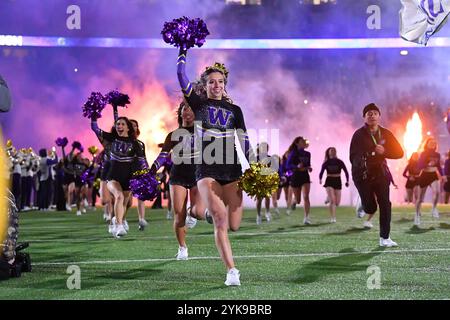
left=100, top=161, right=111, bottom=181
left=324, top=177, right=342, bottom=190
left=74, top=176, right=84, bottom=188
left=444, top=180, right=450, bottom=193
left=405, top=177, right=419, bottom=189
left=170, top=164, right=196, bottom=189
left=107, top=161, right=133, bottom=191
left=63, top=174, right=75, bottom=186
left=290, top=171, right=310, bottom=188
left=418, top=171, right=439, bottom=188
left=195, top=163, right=242, bottom=184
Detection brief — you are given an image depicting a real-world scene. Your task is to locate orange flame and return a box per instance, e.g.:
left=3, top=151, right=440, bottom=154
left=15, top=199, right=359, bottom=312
left=403, top=112, right=423, bottom=159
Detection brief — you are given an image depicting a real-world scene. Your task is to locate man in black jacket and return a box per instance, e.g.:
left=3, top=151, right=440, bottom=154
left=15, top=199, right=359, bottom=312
left=350, top=103, right=404, bottom=247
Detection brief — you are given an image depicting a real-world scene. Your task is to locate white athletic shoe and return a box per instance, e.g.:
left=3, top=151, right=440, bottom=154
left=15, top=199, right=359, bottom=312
left=256, top=215, right=262, bottom=225
left=123, top=220, right=129, bottom=232
left=138, top=219, right=148, bottom=231
left=286, top=209, right=291, bottom=216
left=114, top=224, right=127, bottom=237
left=81, top=208, right=86, bottom=214
left=176, top=246, right=188, bottom=260
left=379, top=237, right=398, bottom=247
left=355, top=196, right=366, bottom=218
left=265, top=211, right=272, bottom=222
left=185, top=208, right=198, bottom=229
left=76, top=210, right=82, bottom=216
left=274, top=208, right=280, bottom=217
left=431, top=208, right=440, bottom=219
left=108, top=224, right=115, bottom=234
left=224, top=268, right=241, bottom=286
left=414, top=214, right=421, bottom=226
left=330, top=218, right=337, bottom=223
left=363, top=221, right=373, bottom=229
left=66, top=204, right=72, bottom=211
left=303, top=217, right=312, bottom=225
left=166, top=210, right=173, bottom=220
left=103, top=213, right=109, bottom=221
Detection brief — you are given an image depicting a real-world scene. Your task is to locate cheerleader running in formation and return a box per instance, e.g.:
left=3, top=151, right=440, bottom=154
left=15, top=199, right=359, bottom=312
left=91, top=116, right=148, bottom=238
left=319, top=147, right=349, bottom=223
left=150, top=101, right=207, bottom=260
left=414, top=137, right=445, bottom=226
left=125, top=119, right=149, bottom=231
left=285, top=136, right=312, bottom=224
left=403, top=152, right=420, bottom=204
left=177, top=45, right=254, bottom=285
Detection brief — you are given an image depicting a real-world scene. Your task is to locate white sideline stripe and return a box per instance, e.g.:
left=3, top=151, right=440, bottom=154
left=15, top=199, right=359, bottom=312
left=33, top=247, right=450, bottom=266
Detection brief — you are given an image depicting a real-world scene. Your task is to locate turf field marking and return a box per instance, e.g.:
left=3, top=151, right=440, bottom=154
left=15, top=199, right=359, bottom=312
left=32, top=247, right=450, bottom=266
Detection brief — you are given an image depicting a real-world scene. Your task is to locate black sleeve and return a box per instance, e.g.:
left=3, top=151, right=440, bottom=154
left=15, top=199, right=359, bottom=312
left=382, top=129, right=404, bottom=160
left=339, top=159, right=349, bottom=182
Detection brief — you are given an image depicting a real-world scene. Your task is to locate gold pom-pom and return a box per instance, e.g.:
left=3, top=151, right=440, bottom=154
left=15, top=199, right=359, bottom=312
left=93, top=178, right=101, bottom=190
left=6, top=139, right=12, bottom=148
left=88, top=146, right=98, bottom=156
left=132, top=168, right=150, bottom=177
left=238, top=162, right=279, bottom=199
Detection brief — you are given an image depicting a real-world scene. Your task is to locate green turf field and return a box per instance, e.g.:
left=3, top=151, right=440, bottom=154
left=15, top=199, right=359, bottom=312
left=1, top=204, right=449, bottom=300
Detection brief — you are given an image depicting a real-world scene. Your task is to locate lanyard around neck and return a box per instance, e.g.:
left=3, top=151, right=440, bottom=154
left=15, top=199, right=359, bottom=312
left=369, top=128, right=381, bottom=146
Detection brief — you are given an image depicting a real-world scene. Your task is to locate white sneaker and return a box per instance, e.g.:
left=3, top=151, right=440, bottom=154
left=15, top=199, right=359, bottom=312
left=379, top=237, right=398, bottom=247
left=103, top=213, right=109, bottom=221
left=286, top=209, right=291, bottom=216
left=303, top=217, right=312, bottom=225
left=84, top=199, right=89, bottom=207
left=356, top=196, right=366, bottom=218
left=414, top=214, right=421, bottom=226
left=274, top=208, right=280, bottom=217
left=225, top=268, right=241, bottom=286
left=108, top=224, right=115, bottom=234
left=114, top=224, right=127, bottom=237
left=185, top=208, right=198, bottom=229
left=256, top=215, right=262, bottom=225
left=265, top=212, right=272, bottom=222
left=363, top=221, right=373, bottom=228
left=166, top=211, right=173, bottom=220
left=66, top=204, right=72, bottom=211
left=123, top=220, right=129, bottom=232
left=76, top=210, right=82, bottom=216
left=431, top=208, right=440, bottom=219
left=176, top=246, right=188, bottom=260
left=82, top=208, right=86, bottom=214
left=138, top=219, right=148, bottom=231
left=330, top=218, right=336, bottom=223
left=111, top=216, right=116, bottom=226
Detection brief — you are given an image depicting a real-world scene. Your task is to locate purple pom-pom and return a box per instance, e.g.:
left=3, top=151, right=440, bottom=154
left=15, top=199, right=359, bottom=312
left=55, top=137, right=68, bottom=148
left=72, top=141, right=82, bottom=151
left=82, top=92, right=107, bottom=119
left=161, top=16, right=210, bottom=50
left=106, top=90, right=131, bottom=107
left=129, top=172, right=160, bottom=201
